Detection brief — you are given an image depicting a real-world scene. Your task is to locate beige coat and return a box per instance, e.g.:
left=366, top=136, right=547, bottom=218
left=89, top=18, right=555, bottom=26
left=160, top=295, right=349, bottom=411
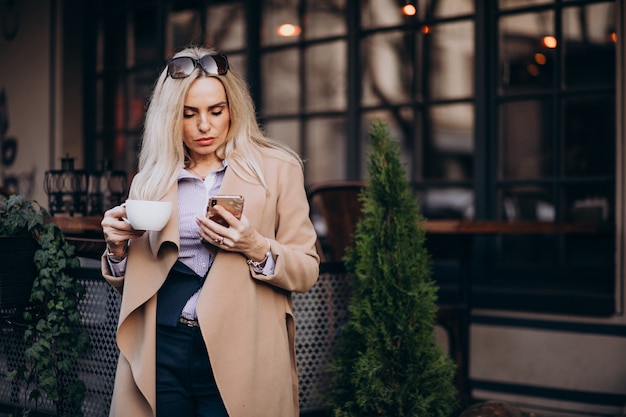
left=101, top=148, right=320, bottom=417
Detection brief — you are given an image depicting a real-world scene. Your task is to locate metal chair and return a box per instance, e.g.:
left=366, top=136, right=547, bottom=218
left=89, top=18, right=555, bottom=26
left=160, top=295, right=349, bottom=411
left=307, top=181, right=366, bottom=262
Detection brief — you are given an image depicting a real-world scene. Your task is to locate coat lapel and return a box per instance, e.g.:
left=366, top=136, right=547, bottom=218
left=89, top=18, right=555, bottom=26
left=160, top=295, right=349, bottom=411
left=217, top=158, right=268, bottom=231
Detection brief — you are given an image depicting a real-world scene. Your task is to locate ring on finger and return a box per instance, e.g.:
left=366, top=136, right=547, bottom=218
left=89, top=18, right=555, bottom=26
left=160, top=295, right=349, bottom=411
left=215, top=236, right=224, bottom=245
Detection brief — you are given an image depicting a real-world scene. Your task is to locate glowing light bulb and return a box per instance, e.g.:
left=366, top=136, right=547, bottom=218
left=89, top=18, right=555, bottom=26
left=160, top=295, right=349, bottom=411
left=402, top=4, right=416, bottom=16
left=543, top=36, right=557, bottom=49
left=534, top=53, right=546, bottom=65
left=277, top=24, right=301, bottom=37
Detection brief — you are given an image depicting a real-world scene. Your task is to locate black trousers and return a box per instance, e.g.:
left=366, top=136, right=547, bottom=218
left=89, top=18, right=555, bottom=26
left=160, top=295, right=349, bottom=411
left=156, top=322, right=229, bottom=417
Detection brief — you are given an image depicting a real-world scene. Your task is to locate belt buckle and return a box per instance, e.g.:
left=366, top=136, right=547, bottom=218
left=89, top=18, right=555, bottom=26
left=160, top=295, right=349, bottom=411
left=178, top=317, right=199, bottom=328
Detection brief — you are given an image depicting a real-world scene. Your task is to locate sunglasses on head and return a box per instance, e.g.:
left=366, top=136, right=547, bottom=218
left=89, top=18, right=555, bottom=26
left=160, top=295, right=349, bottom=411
left=167, top=54, right=229, bottom=79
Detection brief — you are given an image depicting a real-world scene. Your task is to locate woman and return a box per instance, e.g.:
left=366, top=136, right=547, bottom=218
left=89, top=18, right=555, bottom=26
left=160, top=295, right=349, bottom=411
left=101, top=45, right=320, bottom=417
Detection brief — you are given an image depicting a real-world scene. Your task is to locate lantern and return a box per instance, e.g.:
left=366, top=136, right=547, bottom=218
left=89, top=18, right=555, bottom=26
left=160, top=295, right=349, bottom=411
left=87, top=160, right=128, bottom=215
left=44, top=155, right=89, bottom=216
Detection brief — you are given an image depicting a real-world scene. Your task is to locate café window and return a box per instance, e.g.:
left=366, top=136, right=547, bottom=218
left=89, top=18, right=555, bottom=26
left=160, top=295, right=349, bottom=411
left=481, top=0, right=616, bottom=315
left=87, top=0, right=618, bottom=316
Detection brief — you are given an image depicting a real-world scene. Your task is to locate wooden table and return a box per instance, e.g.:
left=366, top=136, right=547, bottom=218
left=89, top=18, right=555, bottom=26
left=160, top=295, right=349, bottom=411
left=51, top=216, right=106, bottom=258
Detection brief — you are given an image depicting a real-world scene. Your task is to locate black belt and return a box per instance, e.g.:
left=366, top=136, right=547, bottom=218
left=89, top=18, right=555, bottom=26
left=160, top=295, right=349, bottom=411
left=178, top=317, right=200, bottom=328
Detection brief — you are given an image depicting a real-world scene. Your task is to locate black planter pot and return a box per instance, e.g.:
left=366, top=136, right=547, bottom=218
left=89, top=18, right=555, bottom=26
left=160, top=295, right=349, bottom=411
left=0, top=235, right=38, bottom=311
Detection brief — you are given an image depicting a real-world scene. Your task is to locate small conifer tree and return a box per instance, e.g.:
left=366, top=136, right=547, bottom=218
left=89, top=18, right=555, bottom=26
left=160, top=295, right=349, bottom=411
left=325, top=121, right=459, bottom=417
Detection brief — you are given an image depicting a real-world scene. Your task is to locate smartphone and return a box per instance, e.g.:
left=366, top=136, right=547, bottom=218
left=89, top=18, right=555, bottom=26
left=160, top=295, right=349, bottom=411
left=207, top=195, right=244, bottom=227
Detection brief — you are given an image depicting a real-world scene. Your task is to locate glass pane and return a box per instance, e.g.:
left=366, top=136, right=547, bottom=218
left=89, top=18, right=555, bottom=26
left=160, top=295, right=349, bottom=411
left=263, top=119, right=301, bottom=156
left=206, top=3, right=246, bottom=51
left=166, top=8, right=202, bottom=57
left=564, top=183, right=613, bottom=225
left=426, top=20, right=474, bottom=100
left=563, top=94, right=615, bottom=177
left=421, top=188, right=474, bottom=219
left=498, top=99, right=553, bottom=180
left=499, top=10, right=555, bottom=95
left=129, top=6, right=159, bottom=67
left=428, top=0, right=474, bottom=18
left=361, top=108, right=415, bottom=180
left=361, top=0, right=407, bottom=30
left=360, top=0, right=472, bottom=28
left=227, top=53, right=246, bottom=80
left=127, top=69, right=155, bottom=131
left=499, top=186, right=555, bottom=221
left=261, top=49, right=300, bottom=116
left=306, top=0, right=346, bottom=39
left=424, top=103, right=474, bottom=181
left=305, top=41, right=347, bottom=112
left=499, top=0, right=553, bottom=10
left=361, top=31, right=412, bottom=107
left=305, top=117, right=346, bottom=184
left=564, top=181, right=614, bottom=267
left=262, top=0, right=300, bottom=46
left=563, top=3, right=616, bottom=88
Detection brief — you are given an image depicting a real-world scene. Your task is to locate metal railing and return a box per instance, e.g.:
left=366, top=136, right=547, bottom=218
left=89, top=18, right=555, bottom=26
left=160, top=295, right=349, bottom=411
left=0, top=265, right=350, bottom=416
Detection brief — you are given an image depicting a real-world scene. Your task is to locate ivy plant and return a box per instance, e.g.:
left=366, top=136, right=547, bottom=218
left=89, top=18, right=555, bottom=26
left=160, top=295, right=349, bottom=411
left=1, top=194, right=91, bottom=417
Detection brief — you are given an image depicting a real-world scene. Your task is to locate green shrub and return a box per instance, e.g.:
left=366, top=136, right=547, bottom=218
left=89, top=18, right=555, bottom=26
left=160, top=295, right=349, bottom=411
left=325, top=121, right=459, bottom=417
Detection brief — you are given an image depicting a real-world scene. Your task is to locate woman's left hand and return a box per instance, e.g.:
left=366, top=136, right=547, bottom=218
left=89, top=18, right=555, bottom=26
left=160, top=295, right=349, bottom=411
left=196, top=204, right=269, bottom=261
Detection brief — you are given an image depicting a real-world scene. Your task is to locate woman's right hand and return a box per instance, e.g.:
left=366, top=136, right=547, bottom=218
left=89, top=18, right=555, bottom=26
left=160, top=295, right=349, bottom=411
left=101, top=204, right=145, bottom=257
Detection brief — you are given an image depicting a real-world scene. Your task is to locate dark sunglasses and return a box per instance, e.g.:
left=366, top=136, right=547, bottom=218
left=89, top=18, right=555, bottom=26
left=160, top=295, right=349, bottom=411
left=167, top=54, right=229, bottom=79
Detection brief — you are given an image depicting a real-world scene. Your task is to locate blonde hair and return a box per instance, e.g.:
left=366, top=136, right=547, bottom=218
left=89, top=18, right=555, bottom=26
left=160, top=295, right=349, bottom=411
left=130, top=46, right=302, bottom=201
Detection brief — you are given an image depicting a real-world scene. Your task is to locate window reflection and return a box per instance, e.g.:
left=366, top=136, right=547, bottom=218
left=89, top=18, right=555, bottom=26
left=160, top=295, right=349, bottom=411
left=262, top=0, right=299, bottom=46
left=427, top=0, right=474, bottom=18
left=563, top=3, right=616, bottom=88
left=361, top=0, right=407, bottom=30
left=424, top=104, right=474, bottom=181
left=127, top=70, right=155, bottom=131
left=305, top=41, right=347, bottom=112
left=361, top=31, right=412, bottom=107
left=426, top=21, right=475, bottom=100
left=499, top=186, right=555, bottom=222
left=305, top=117, right=346, bottom=184
left=362, top=0, right=473, bottom=28
left=498, top=99, right=553, bottom=180
left=499, top=10, right=555, bottom=94
left=305, top=0, right=346, bottom=39
left=263, top=119, right=301, bottom=155
left=205, top=3, right=246, bottom=50
left=499, top=0, right=553, bottom=11
left=564, top=183, right=613, bottom=225
left=227, top=54, right=247, bottom=80
left=166, top=8, right=201, bottom=57
left=261, top=49, right=300, bottom=116
left=563, top=94, right=615, bottom=177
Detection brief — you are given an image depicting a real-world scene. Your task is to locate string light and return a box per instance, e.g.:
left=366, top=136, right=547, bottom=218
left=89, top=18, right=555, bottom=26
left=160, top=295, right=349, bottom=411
left=543, top=35, right=557, bottom=49
left=402, top=4, right=416, bottom=16
left=277, top=23, right=301, bottom=37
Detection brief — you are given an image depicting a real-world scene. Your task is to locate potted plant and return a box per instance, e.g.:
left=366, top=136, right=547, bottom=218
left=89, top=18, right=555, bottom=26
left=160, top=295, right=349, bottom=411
left=0, top=196, right=41, bottom=311
left=324, top=121, right=459, bottom=417
left=0, top=194, right=91, bottom=417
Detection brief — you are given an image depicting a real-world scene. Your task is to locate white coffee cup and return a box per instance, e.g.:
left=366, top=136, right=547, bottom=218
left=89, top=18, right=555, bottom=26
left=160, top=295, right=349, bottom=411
left=124, top=200, right=172, bottom=231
